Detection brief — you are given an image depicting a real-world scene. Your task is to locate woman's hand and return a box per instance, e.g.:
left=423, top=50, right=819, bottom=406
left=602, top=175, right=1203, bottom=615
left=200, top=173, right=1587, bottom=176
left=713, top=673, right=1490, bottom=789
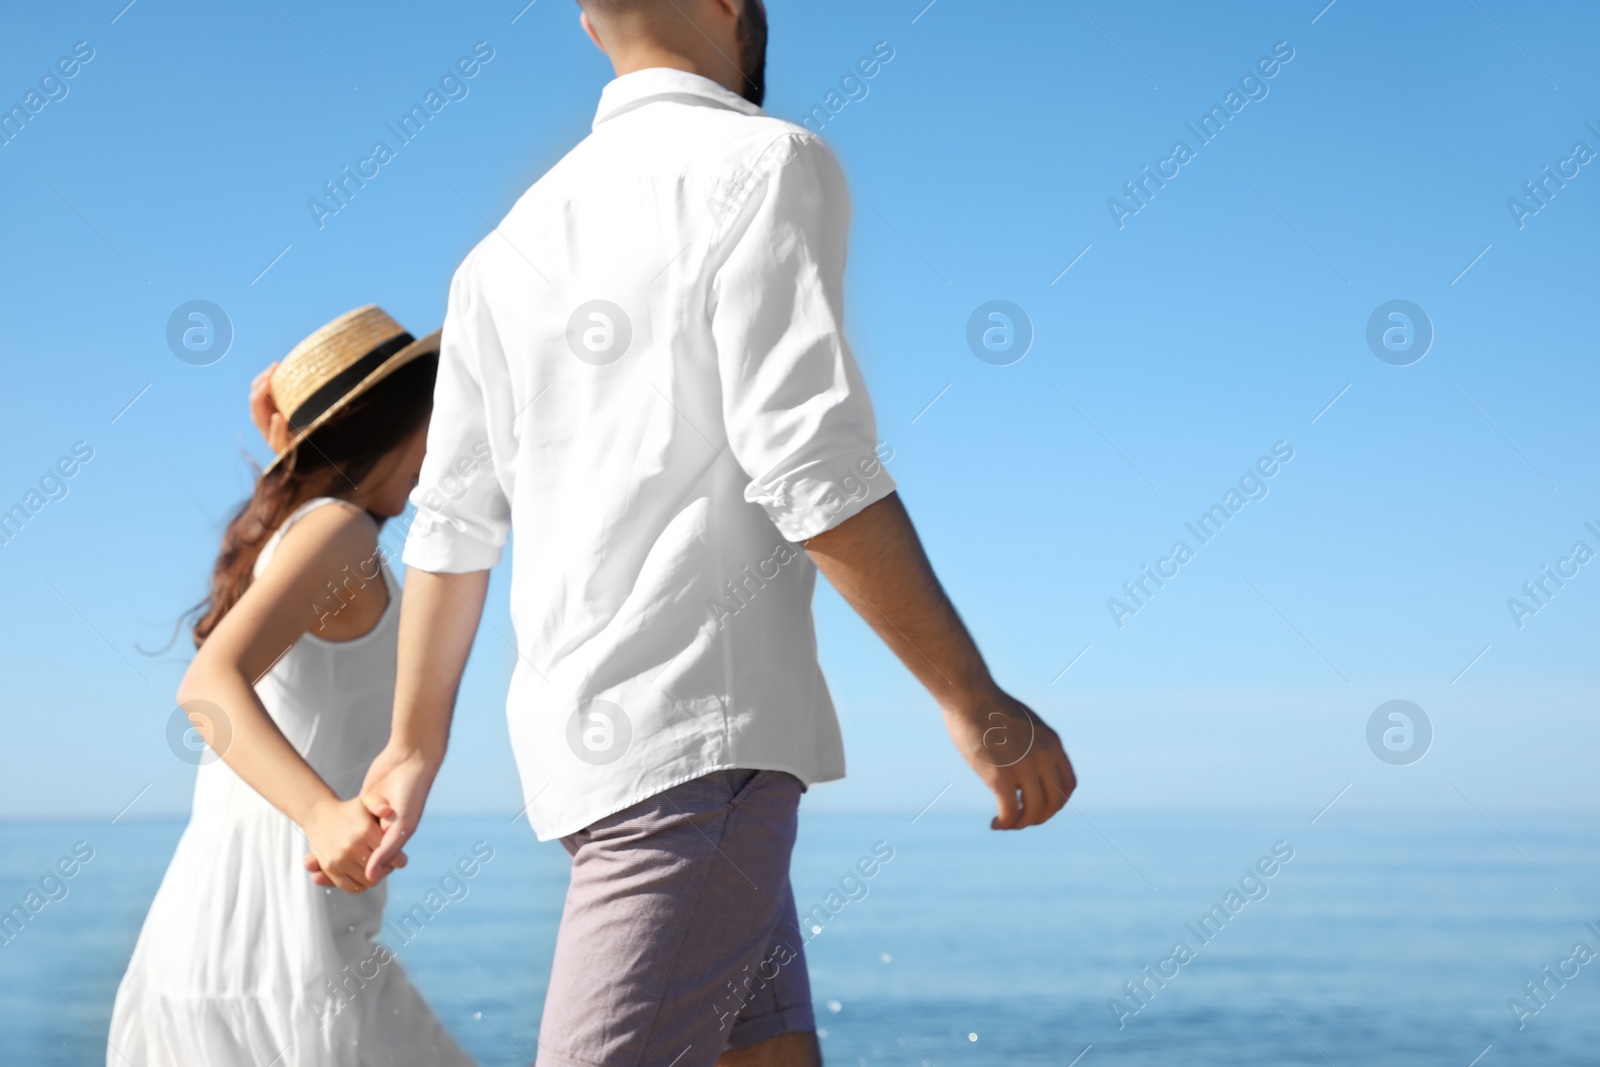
left=250, top=361, right=293, bottom=453
left=303, top=844, right=406, bottom=888
left=301, top=795, right=389, bottom=894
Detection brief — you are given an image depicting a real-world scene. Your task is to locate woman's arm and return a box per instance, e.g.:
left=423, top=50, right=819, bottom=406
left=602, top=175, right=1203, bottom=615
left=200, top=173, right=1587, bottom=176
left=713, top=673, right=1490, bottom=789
left=176, top=501, right=399, bottom=892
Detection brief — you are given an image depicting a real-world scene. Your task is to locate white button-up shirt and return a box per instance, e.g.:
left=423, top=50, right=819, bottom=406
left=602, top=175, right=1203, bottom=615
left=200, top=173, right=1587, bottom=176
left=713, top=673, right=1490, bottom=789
left=403, top=68, right=895, bottom=841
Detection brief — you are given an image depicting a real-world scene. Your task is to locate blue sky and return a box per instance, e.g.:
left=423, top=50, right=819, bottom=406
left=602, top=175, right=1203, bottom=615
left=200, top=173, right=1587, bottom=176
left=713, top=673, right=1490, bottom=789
left=1, top=0, right=1595, bottom=823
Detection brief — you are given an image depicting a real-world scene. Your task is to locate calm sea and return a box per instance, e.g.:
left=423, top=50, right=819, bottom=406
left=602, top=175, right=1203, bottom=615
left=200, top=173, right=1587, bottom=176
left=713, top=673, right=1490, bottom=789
left=2, top=810, right=1596, bottom=1065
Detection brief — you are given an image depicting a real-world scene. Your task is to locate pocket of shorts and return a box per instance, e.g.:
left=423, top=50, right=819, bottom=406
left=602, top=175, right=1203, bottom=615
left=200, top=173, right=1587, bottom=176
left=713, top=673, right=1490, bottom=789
left=727, top=768, right=766, bottom=806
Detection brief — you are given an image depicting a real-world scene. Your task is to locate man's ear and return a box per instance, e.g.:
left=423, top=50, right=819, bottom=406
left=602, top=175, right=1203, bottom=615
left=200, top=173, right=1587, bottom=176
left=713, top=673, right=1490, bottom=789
left=579, top=10, right=607, bottom=53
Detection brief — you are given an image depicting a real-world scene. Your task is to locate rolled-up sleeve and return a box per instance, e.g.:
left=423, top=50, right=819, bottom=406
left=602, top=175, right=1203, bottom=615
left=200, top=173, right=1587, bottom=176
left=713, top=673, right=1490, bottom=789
left=710, top=132, right=895, bottom=543
left=402, top=261, right=511, bottom=573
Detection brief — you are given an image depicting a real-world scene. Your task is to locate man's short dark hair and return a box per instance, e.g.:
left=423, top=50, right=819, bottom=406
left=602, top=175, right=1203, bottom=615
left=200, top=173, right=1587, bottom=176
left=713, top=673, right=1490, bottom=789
left=576, top=0, right=680, bottom=29
left=576, top=0, right=655, bottom=13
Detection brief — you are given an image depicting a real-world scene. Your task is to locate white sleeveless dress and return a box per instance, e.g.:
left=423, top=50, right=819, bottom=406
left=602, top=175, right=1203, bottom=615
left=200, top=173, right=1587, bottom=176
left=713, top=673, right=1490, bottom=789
left=108, top=498, right=473, bottom=1066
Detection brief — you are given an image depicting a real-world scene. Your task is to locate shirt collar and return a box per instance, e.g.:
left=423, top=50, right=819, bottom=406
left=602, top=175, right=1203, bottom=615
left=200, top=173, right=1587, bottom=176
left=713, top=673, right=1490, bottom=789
left=593, top=67, right=763, bottom=130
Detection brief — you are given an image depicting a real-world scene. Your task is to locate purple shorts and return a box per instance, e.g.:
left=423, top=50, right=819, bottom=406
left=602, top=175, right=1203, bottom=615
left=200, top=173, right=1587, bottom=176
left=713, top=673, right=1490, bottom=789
left=535, top=769, right=814, bottom=1067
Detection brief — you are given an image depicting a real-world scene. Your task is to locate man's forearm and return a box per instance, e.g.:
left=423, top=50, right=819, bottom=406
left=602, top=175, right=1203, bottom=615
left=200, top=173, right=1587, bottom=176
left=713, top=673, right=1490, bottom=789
left=393, top=567, right=490, bottom=760
left=803, top=493, right=996, bottom=711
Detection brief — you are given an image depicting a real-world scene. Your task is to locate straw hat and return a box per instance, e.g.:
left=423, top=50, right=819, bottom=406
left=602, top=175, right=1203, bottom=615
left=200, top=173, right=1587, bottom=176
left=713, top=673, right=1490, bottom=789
left=263, top=306, right=440, bottom=475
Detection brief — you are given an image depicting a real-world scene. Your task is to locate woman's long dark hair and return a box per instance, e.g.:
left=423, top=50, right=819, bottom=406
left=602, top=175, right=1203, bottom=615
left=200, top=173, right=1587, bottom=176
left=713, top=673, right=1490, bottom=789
left=190, top=354, right=438, bottom=647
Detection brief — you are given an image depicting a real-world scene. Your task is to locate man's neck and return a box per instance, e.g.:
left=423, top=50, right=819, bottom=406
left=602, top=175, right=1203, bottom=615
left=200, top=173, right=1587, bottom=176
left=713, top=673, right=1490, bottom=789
left=606, top=46, right=740, bottom=98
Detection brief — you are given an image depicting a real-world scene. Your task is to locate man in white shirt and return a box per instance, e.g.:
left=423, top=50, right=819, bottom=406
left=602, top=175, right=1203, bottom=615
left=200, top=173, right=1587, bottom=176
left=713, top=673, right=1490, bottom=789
left=355, top=1, right=1076, bottom=1063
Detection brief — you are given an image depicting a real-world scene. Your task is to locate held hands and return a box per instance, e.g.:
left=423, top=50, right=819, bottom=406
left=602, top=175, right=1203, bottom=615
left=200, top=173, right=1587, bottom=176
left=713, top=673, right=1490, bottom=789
left=943, top=690, right=1077, bottom=830
left=300, top=795, right=407, bottom=893
left=355, top=742, right=438, bottom=886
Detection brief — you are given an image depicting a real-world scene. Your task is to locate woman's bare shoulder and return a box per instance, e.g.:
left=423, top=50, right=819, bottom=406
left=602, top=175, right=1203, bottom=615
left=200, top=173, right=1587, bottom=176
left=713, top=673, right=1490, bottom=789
left=262, top=500, right=389, bottom=640
left=273, top=502, right=379, bottom=566
left=259, top=500, right=380, bottom=587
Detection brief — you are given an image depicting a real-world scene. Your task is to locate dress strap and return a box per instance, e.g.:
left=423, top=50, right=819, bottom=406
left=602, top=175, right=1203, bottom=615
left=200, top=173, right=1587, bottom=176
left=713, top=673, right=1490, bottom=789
left=253, top=497, right=351, bottom=579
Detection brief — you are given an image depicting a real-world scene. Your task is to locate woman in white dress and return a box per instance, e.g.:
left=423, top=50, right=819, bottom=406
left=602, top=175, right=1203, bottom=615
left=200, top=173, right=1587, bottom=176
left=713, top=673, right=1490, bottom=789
left=109, top=307, right=474, bottom=1066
